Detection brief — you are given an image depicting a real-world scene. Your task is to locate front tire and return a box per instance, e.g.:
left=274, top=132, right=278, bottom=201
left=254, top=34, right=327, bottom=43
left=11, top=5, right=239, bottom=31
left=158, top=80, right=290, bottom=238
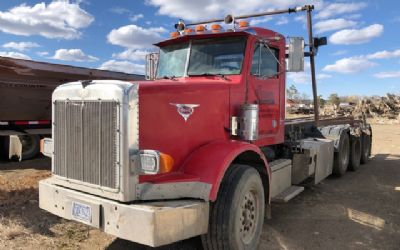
left=202, top=165, right=265, bottom=250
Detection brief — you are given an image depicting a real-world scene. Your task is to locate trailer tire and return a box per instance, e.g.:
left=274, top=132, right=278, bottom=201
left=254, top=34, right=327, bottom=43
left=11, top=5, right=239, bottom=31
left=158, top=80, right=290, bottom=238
left=19, top=135, right=41, bottom=160
left=202, top=165, right=265, bottom=250
left=349, top=136, right=361, bottom=171
left=333, top=132, right=350, bottom=176
left=360, top=134, right=371, bottom=164
left=0, top=136, right=7, bottom=160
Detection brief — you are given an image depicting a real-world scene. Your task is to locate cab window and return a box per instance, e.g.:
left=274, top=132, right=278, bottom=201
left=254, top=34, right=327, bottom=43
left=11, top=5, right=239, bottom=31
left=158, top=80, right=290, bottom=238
left=251, top=43, right=279, bottom=77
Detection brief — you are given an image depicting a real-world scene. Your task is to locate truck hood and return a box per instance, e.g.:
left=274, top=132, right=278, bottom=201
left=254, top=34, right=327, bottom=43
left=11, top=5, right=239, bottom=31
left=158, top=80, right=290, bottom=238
left=135, top=78, right=234, bottom=181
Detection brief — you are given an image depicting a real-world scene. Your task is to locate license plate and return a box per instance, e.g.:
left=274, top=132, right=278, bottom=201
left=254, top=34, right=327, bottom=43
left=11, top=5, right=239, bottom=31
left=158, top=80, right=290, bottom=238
left=71, top=201, right=92, bottom=223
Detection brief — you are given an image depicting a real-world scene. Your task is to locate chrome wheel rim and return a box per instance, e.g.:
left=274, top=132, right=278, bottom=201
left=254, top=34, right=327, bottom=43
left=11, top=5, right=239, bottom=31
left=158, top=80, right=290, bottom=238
left=238, top=190, right=259, bottom=244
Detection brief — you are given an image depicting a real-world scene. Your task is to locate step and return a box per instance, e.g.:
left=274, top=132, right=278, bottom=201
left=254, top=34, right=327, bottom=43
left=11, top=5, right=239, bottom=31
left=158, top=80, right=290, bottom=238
left=272, top=185, right=304, bottom=203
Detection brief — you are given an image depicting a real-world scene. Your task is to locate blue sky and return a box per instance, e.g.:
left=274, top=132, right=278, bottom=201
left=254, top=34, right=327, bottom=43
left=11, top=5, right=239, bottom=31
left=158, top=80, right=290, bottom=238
left=0, top=0, right=399, bottom=98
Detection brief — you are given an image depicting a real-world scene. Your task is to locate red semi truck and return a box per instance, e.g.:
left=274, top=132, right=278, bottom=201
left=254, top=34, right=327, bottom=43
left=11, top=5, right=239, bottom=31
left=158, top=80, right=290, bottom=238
left=39, top=5, right=372, bottom=249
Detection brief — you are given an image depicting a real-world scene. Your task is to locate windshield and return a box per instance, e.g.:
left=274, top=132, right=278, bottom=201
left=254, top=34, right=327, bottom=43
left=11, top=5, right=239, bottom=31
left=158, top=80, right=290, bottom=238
left=156, top=42, right=189, bottom=78
left=156, top=37, right=246, bottom=79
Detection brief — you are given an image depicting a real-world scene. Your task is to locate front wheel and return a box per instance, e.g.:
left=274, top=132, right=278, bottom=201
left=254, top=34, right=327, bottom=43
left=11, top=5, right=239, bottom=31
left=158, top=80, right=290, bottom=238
left=202, top=165, right=265, bottom=250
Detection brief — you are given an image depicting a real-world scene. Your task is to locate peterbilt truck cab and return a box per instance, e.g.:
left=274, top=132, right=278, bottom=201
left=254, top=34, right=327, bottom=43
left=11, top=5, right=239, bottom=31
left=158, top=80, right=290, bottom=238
left=39, top=5, right=372, bottom=249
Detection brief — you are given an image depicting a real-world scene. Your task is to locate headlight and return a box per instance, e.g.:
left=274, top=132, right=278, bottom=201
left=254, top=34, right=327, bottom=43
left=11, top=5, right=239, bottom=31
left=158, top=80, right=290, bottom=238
left=139, top=150, right=160, bottom=174
left=139, top=150, right=175, bottom=175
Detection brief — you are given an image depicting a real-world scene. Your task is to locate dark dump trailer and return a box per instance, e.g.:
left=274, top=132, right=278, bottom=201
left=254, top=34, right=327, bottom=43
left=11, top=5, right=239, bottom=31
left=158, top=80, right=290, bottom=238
left=0, top=56, right=144, bottom=160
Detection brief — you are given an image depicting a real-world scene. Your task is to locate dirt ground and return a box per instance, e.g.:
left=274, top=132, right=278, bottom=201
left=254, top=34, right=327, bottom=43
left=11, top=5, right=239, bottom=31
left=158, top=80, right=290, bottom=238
left=0, top=124, right=399, bottom=250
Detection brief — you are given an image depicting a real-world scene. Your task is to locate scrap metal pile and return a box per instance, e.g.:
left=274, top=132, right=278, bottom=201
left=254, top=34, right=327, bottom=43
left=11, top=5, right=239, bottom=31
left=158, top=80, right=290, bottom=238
left=321, top=94, right=400, bottom=122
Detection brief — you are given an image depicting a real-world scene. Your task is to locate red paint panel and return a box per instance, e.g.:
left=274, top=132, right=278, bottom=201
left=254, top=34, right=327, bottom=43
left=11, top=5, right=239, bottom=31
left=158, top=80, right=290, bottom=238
left=138, top=81, right=231, bottom=183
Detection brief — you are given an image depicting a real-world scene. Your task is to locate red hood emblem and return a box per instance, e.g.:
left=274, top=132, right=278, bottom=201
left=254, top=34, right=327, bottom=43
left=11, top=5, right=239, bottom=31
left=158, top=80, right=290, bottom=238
left=170, top=103, right=200, bottom=122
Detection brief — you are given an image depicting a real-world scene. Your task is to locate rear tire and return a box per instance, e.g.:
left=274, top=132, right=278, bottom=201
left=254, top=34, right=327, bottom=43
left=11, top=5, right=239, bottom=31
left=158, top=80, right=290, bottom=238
left=360, top=134, right=371, bottom=164
left=333, top=132, right=350, bottom=176
left=202, top=165, right=265, bottom=250
left=349, top=136, right=361, bottom=171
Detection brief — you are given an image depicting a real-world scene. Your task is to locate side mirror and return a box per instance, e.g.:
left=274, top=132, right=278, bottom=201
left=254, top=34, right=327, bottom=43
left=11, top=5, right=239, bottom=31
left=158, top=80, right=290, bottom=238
left=286, top=37, right=304, bottom=72
left=145, top=52, right=159, bottom=80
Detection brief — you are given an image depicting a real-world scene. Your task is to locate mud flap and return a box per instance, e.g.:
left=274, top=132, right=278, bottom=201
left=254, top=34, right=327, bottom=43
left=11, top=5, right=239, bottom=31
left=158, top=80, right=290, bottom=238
left=8, top=135, right=22, bottom=161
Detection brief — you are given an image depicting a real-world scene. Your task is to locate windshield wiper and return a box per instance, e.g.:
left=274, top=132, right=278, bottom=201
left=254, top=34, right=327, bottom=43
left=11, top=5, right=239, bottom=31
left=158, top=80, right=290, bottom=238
left=188, top=73, right=228, bottom=80
left=161, top=75, right=177, bottom=80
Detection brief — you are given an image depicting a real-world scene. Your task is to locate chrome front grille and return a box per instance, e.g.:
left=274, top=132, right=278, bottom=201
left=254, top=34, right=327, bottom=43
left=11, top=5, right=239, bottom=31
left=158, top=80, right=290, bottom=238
left=54, top=100, right=119, bottom=190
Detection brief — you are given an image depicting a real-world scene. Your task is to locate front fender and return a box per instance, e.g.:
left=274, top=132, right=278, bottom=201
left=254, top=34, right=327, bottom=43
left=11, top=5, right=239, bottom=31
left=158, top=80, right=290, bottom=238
left=181, top=140, right=270, bottom=201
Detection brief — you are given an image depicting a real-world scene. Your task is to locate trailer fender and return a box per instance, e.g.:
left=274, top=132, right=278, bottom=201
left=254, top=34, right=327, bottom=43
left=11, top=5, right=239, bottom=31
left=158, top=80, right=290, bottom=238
left=181, top=140, right=271, bottom=202
left=319, top=125, right=350, bottom=152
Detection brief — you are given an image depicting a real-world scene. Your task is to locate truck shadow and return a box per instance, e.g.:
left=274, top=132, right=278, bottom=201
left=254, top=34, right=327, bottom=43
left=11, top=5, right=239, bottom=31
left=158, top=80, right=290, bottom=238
left=106, top=236, right=203, bottom=250
left=0, top=156, right=51, bottom=171
left=263, top=154, right=400, bottom=249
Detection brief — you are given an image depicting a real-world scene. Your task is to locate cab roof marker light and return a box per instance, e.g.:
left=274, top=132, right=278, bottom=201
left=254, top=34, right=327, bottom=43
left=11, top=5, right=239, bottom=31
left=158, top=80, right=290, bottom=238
left=184, top=28, right=194, bottom=35
left=238, top=20, right=249, bottom=28
left=210, top=24, right=223, bottom=33
left=195, top=25, right=206, bottom=33
left=170, top=31, right=180, bottom=38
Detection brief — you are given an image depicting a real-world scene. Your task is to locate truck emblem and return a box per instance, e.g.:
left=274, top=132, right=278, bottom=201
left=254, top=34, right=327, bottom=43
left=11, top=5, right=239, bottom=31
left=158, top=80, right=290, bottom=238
left=170, top=103, right=200, bottom=122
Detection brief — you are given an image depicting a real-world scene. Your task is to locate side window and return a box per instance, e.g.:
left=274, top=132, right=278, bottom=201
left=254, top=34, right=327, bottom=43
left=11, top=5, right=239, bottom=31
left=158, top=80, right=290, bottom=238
left=251, top=43, right=279, bottom=77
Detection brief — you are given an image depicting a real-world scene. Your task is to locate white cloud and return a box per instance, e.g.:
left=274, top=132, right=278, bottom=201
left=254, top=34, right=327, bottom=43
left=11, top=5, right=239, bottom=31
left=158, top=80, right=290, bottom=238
left=0, top=1, right=94, bottom=40
left=367, top=49, right=400, bottom=59
left=37, top=51, right=49, bottom=57
left=112, top=49, right=149, bottom=62
left=374, top=71, right=400, bottom=78
left=288, top=71, right=309, bottom=84
left=0, top=51, right=31, bottom=60
left=110, top=7, right=144, bottom=22
left=51, top=49, right=99, bottom=62
left=314, top=18, right=357, bottom=33
left=329, top=24, right=383, bottom=45
left=2, top=41, right=40, bottom=51
left=331, top=50, right=347, bottom=56
left=276, top=16, right=289, bottom=25
left=249, top=16, right=272, bottom=26
left=294, top=15, right=306, bottom=24
left=323, top=57, right=376, bottom=74
left=107, top=24, right=167, bottom=49
left=347, top=13, right=362, bottom=20
left=316, top=2, right=367, bottom=19
left=317, top=74, right=332, bottom=80
left=130, top=14, right=144, bottom=22
left=288, top=71, right=331, bottom=84
left=99, top=60, right=145, bottom=74
left=110, top=7, right=130, bottom=15
left=147, top=0, right=315, bottom=22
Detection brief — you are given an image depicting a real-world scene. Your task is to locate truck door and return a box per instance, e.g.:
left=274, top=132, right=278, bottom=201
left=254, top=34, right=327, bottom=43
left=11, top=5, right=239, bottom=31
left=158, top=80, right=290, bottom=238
left=249, top=42, right=281, bottom=139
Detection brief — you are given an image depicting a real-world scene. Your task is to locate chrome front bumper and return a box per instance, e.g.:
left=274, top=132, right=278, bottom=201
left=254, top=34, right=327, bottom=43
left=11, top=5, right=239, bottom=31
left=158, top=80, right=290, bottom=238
left=39, top=178, right=209, bottom=247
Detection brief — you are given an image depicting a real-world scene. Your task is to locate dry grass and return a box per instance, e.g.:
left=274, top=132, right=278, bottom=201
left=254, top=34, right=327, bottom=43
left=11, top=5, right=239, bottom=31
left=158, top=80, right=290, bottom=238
left=0, top=217, right=27, bottom=240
